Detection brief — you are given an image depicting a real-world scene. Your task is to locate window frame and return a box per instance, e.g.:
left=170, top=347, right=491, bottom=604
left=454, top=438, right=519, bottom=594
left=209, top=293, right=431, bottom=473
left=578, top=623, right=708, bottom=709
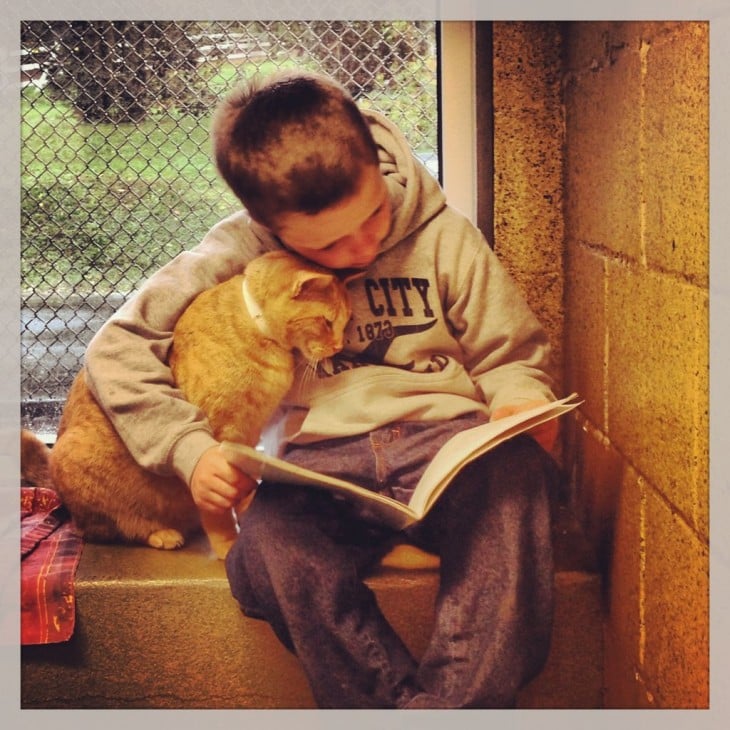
left=439, top=20, right=493, bottom=239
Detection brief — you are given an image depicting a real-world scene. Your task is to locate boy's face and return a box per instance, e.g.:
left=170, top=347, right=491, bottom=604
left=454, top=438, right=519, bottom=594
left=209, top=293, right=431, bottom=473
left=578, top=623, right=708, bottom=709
left=272, top=165, right=391, bottom=270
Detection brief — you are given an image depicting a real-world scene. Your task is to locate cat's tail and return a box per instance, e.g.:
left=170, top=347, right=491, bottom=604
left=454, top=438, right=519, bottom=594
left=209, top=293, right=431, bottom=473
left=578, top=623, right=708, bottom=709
left=21, top=429, right=54, bottom=490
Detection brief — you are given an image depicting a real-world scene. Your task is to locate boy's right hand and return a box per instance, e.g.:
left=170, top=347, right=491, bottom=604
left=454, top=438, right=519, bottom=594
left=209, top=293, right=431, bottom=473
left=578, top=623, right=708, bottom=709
left=190, top=445, right=257, bottom=513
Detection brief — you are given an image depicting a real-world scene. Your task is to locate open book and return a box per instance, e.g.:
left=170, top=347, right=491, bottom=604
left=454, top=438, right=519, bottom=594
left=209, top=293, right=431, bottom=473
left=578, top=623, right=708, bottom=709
left=220, top=393, right=582, bottom=530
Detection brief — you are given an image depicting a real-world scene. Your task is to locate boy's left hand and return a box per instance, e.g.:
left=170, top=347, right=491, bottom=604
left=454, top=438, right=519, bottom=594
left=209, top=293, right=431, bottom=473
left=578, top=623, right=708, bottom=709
left=490, top=400, right=558, bottom=452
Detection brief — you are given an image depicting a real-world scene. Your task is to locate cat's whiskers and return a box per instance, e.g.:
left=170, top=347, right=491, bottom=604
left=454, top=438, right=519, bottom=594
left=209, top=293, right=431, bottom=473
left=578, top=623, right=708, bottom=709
left=292, top=356, right=322, bottom=396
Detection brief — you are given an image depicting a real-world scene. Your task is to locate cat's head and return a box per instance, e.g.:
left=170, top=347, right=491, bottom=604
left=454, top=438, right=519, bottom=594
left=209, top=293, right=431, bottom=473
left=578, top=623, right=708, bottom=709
left=245, top=251, right=352, bottom=362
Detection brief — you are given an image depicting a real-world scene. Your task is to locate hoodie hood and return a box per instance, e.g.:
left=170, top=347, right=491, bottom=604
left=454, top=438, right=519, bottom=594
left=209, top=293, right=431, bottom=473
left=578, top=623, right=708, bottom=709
left=364, top=109, right=447, bottom=255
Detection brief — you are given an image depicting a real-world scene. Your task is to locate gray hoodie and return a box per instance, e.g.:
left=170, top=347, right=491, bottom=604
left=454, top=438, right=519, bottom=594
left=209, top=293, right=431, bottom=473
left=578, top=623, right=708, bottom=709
left=84, top=110, right=555, bottom=485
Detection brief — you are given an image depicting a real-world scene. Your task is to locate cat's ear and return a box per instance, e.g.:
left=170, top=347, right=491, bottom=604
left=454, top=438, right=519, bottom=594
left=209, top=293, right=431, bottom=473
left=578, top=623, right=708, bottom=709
left=291, top=271, right=334, bottom=298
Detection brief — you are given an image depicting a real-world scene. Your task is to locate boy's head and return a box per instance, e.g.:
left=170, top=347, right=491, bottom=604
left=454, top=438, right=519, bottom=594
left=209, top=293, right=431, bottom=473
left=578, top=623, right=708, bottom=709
left=212, top=70, right=391, bottom=269
left=211, top=70, right=381, bottom=228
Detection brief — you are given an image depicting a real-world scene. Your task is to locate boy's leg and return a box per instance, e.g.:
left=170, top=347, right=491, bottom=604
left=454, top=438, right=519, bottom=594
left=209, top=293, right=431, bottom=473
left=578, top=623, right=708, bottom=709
left=403, top=435, right=556, bottom=709
left=225, top=482, right=421, bottom=709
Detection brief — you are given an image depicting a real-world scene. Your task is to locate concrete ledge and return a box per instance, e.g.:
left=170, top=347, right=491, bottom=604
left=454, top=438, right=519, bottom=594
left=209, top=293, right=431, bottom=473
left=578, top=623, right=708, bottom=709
left=21, top=507, right=603, bottom=709
left=22, top=537, right=439, bottom=709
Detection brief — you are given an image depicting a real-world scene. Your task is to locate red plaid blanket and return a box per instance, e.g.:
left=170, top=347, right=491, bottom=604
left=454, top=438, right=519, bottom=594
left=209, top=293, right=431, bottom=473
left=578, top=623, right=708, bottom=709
left=21, top=487, right=83, bottom=645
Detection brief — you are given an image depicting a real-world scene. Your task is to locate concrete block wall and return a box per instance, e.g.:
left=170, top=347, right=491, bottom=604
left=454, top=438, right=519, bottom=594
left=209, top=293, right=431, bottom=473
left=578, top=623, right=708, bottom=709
left=492, top=21, right=566, bottom=389
left=489, top=19, right=708, bottom=708
left=562, top=21, right=709, bottom=708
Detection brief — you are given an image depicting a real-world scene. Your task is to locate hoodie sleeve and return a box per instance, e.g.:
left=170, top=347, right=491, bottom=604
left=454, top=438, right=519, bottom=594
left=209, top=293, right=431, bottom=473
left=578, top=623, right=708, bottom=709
left=83, top=212, right=272, bottom=484
left=443, top=214, right=556, bottom=414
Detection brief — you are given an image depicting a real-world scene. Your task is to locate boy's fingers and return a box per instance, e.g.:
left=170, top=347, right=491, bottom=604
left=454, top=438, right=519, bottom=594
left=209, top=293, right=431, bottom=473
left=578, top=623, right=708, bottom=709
left=217, top=461, right=257, bottom=495
left=199, top=479, right=239, bottom=512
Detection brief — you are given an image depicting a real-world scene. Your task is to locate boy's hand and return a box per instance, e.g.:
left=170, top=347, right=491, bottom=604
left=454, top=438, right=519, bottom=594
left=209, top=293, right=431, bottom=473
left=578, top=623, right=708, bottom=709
left=490, top=399, right=558, bottom=453
left=190, top=446, right=257, bottom=513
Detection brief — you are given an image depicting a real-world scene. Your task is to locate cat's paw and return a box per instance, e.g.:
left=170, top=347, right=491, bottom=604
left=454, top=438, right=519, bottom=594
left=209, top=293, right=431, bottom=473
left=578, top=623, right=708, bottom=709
left=147, top=529, right=185, bottom=550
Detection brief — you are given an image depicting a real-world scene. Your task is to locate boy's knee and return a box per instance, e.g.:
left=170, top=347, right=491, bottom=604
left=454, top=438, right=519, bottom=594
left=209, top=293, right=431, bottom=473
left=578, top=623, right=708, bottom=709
left=490, top=435, right=556, bottom=483
left=498, top=433, right=547, bottom=462
left=446, top=436, right=555, bottom=513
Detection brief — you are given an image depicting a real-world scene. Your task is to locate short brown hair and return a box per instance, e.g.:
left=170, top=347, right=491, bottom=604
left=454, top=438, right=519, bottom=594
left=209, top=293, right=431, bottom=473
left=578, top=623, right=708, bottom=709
left=211, top=70, right=380, bottom=227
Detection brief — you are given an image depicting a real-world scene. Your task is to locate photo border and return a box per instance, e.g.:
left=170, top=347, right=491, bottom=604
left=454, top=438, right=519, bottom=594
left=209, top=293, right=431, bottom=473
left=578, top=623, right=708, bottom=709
left=3, top=2, right=727, bottom=728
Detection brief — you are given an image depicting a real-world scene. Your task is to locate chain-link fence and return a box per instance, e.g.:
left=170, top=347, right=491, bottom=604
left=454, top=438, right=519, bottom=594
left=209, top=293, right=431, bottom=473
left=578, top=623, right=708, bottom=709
left=20, top=20, right=439, bottom=436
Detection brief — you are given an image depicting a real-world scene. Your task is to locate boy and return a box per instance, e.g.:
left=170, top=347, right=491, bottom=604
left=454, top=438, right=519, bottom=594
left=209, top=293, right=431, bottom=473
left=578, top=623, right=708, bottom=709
left=84, top=70, right=559, bottom=708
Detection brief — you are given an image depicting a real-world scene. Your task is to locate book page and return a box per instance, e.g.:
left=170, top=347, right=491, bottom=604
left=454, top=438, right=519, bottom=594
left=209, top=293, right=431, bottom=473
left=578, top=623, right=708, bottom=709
left=406, top=395, right=581, bottom=516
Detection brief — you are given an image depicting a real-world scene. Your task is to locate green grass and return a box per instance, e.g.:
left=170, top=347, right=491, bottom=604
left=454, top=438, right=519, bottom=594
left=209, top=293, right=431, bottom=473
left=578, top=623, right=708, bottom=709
left=22, top=89, right=220, bottom=186
left=21, top=86, right=240, bottom=296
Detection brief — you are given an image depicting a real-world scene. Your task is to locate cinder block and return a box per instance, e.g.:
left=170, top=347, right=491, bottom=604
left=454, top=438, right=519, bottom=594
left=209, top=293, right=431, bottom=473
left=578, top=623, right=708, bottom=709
left=492, top=101, right=564, bottom=275
left=493, top=136, right=564, bottom=278
left=606, top=260, right=708, bottom=529
left=564, top=30, right=642, bottom=256
left=642, top=488, right=709, bottom=707
left=643, top=22, right=709, bottom=283
left=563, top=21, right=640, bottom=74
left=507, top=268, right=564, bottom=383
left=492, top=21, right=566, bottom=385
left=493, top=22, right=563, bottom=106
left=566, top=414, right=625, bottom=563
left=564, top=244, right=606, bottom=429
left=603, top=465, right=644, bottom=708
left=492, top=22, right=564, bottom=278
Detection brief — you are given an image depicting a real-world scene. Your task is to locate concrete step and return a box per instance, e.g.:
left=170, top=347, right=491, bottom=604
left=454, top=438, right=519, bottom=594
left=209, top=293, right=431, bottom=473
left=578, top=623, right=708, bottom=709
left=21, top=505, right=603, bottom=709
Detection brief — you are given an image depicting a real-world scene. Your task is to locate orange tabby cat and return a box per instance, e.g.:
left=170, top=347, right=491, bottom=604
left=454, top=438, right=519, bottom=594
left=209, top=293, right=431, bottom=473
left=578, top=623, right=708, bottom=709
left=49, top=251, right=351, bottom=558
